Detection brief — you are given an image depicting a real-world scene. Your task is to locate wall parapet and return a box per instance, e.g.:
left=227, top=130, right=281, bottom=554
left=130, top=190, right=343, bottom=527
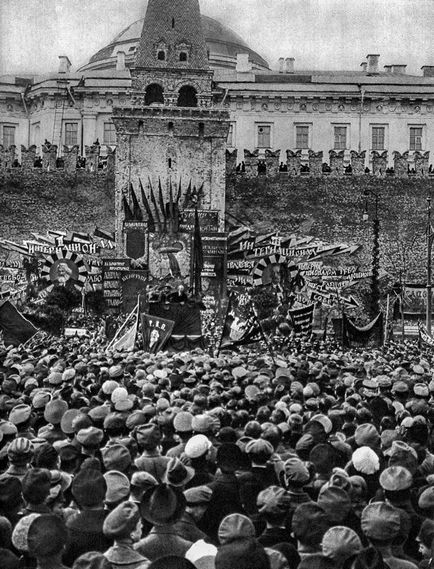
left=230, top=148, right=433, bottom=178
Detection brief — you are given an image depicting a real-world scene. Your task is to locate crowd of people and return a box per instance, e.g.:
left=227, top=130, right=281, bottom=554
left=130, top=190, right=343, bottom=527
left=0, top=329, right=434, bottom=569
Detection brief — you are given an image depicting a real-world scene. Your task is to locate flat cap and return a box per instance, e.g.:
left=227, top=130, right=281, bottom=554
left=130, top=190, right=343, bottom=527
left=379, top=465, right=413, bottom=491
left=103, top=500, right=140, bottom=539
left=184, top=485, right=212, bottom=505
left=361, top=502, right=400, bottom=540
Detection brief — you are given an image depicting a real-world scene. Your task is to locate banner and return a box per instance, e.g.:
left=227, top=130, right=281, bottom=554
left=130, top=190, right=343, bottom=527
left=342, top=312, right=383, bottom=348
left=108, top=302, right=139, bottom=351
left=289, top=304, right=314, bottom=334
left=142, top=313, right=175, bottom=353
left=418, top=322, right=434, bottom=349
left=149, top=303, right=202, bottom=336
left=0, top=301, right=38, bottom=347
left=220, top=295, right=262, bottom=350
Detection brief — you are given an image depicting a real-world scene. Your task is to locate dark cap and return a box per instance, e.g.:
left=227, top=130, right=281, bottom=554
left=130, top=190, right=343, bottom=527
left=72, top=468, right=107, bottom=507
left=292, top=503, right=330, bottom=547
left=27, top=514, right=68, bottom=558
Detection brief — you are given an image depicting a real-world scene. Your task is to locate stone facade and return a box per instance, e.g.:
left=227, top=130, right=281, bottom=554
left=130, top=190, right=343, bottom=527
left=112, top=106, right=229, bottom=243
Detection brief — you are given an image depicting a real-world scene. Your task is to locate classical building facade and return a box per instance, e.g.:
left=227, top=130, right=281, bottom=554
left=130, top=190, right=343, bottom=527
left=1, top=1, right=434, bottom=172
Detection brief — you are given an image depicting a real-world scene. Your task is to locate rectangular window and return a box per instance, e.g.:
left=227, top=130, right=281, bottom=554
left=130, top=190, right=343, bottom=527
left=64, top=122, right=78, bottom=146
left=334, top=126, right=347, bottom=150
left=257, top=125, right=271, bottom=148
left=372, top=126, right=385, bottom=150
left=103, top=122, right=116, bottom=145
left=295, top=125, right=309, bottom=149
left=3, top=125, right=15, bottom=148
left=227, top=124, right=234, bottom=147
left=409, top=127, right=423, bottom=151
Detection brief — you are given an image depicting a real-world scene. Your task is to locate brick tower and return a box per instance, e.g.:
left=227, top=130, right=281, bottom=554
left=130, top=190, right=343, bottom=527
left=112, top=0, right=230, bottom=266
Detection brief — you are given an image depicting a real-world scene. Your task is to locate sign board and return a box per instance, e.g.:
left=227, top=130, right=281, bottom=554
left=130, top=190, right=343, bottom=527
left=102, top=258, right=130, bottom=310
left=121, top=270, right=148, bottom=313
left=64, top=327, right=89, bottom=337
left=180, top=209, right=220, bottom=233
left=123, top=222, right=148, bottom=260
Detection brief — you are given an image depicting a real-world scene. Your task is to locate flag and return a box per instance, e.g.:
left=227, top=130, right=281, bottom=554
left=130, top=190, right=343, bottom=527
left=94, top=227, right=115, bottom=242
left=192, top=207, right=204, bottom=295
left=107, top=302, right=139, bottom=351
left=220, top=295, right=262, bottom=350
left=130, top=183, right=143, bottom=221
left=418, top=322, right=434, bottom=349
left=158, top=179, right=166, bottom=219
left=289, top=304, right=314, bottom=334
left=148, top=178, right=162, bottom=228
left=0, top=301, right=38, bottom=347
left=122, top=196, right=134, bottom=221
left=142, top=313, right=175, bottom=354
left=342, top=312, right=383, bottom=348
left=139, top=178, right=155, bottom=229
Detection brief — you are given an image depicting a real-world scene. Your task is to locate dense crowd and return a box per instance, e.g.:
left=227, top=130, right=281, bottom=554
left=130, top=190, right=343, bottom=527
left=0, top=332, right=434, bottom=569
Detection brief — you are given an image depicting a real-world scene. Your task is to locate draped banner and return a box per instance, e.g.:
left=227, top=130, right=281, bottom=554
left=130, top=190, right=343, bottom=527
left=142, top=313, right=175, bottom=354
left=0, top=301, right=38, bottom=347
left=418, top=322, right=434, bottom=349
left=342, top=312, right=383, bottom=348
left=289, top=304, right=314, bottom=334
left=149, top=303, right=202, bottom=336
left=220, top=295, right=262, bottom=350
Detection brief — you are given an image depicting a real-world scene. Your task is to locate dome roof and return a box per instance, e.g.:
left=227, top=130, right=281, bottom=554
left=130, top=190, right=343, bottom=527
left=79, top=15, right=269, bottom=72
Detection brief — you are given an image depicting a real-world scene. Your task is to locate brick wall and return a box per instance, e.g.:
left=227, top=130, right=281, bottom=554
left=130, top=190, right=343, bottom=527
left=0, top=169, right=114, bottom=242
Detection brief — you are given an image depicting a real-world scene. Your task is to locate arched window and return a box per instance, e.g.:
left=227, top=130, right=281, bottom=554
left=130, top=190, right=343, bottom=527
left=172, top=17, right=175, bottom=28
left=168, top=121, right=174, bottom=133
left=168, top=158, right=172, bottom=168
left=157, top=51, right=166, bottom=61
left=198, top=122, right=204, bottom=137
left=145, top=83, right=164, bottom=106
left=179, top=52, right=188, bottom=62
left=177, top=85, right=197, bottom=108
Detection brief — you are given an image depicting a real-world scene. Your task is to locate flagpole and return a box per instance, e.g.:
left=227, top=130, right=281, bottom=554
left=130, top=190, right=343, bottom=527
left=251, top=300, right=276, bottom=365
left=384, top=293, right=390, bottom=345
left=216, top=293, right=231, bottom=357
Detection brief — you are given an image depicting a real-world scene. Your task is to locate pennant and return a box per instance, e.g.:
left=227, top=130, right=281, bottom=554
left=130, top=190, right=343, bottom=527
left=94, top=227, right=115, bottom=242
left=289, top=304, right=314, bottom=334
left=418, top=322, right=434, bottom=349
left=0, top=300, right=38, bottom=347
left=71, top=231, right=92, bottom=244
left=158, top=178, right=166, bottom=219
left=122, top=196, right=134, bottom=221
left=220, top=295, right=262, bottom=350
left=192, top=207, right=204, bottom=296
left=148, top=178, right=162, bottom=228
left=130, top=183, right=143, bottom=222
left=142, top=313, right=175, bottom=354
left=139, top=178, right=155, bottom=229
left=108, top=302, right=139, bottom=351
left=342, top=312, right=383, bottom=348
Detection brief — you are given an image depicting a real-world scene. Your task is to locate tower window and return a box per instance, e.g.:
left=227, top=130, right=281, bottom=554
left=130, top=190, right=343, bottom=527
left=199, top=122, right=204, bottom=136
left=145, top=83, right=164, bottom=106
left=168, top=121, right=174, bottom=133
left=179, top=52, right=188, bottom=62
left=157, top=51, right=166, bottom=61
left=177, top=85, right=198, bottom=108
left=168, top=158, right=172, bottom=168
left=172, top=17, right=175, bottom=28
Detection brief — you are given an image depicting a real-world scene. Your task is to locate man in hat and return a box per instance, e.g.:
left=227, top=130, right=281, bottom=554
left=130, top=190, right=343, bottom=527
left=361, top=501, right=418, bottom=569
left=27, top=514, right=70, bottom=569
left=134, top=424, right=170, bottom=482
left=200, top=443, right=245, bottom=543
left=172, top=485, right=212, bottom=543
left=64, top=468, right=112, bottom=566
left=103, top=501, right=150, bottom=569
left=135, top=484, right=193, bottom=561
left=238, top=438, right=278, bottom=517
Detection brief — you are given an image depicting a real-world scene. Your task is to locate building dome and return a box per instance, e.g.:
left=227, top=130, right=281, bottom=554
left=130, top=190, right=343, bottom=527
left=78, top=15, right=269, bottom=72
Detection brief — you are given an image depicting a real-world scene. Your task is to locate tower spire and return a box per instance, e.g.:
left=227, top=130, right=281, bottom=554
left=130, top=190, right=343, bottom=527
left=135, top=0, right=209, bottom=70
